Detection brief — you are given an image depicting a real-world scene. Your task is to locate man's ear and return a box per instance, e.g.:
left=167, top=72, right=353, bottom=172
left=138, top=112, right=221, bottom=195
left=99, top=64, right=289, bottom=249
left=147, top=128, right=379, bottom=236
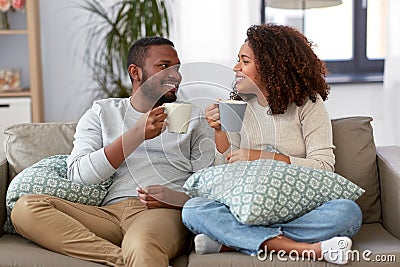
left=128, top=64, right=142, bottom=82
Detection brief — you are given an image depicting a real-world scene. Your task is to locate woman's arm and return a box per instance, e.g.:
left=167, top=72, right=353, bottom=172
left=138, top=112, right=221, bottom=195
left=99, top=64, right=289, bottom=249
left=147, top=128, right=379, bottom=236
left=214, top=129, right=230, bottom=153
left=289, top=96, right=335, bottom=171
left=226, top=148, right=290, bottom=164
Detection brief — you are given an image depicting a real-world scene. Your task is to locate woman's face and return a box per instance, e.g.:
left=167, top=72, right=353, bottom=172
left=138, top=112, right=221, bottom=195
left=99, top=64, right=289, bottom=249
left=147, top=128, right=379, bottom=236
left=233, top=42, right=266, bottom=97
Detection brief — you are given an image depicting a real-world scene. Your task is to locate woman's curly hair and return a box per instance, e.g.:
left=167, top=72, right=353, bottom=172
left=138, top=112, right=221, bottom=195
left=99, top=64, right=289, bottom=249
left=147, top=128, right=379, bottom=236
left=246, top=24, right=330, bottom=115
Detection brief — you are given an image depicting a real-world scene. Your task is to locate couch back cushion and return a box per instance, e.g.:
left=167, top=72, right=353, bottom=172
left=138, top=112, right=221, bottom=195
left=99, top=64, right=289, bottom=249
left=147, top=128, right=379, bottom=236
left=4, top=122, right=77, bottom=180
left=331, top=116, right=381, bottom=224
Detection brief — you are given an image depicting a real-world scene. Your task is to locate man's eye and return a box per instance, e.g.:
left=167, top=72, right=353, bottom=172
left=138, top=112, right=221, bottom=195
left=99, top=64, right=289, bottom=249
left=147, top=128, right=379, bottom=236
left=160, top=64, right=168, bottom=69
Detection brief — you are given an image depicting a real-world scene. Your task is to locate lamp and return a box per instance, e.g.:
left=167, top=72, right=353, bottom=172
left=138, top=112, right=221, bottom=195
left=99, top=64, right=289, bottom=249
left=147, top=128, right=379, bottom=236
left=265, top=0, right=342, bottom=32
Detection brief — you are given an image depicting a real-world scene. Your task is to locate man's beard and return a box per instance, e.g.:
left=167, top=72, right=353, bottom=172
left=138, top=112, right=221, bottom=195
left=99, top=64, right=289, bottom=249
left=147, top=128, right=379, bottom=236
left=141, top=69, right=177, bottom=108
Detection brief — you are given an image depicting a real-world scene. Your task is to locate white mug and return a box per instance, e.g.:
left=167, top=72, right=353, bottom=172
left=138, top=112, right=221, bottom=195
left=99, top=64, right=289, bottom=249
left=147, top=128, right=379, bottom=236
left=164, top=103, right=193, bottom=133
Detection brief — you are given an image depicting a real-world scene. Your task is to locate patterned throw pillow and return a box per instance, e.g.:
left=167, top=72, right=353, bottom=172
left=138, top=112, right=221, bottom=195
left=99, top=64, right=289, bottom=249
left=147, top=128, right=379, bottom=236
left=183, top=159, right=365, bottom=226
left=4, top=155, right=111, bottom=234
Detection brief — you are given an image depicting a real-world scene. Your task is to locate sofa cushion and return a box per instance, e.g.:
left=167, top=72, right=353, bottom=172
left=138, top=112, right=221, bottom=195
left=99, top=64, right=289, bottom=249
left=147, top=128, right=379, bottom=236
left=0, top=233, right=188, bottom=267
left=331, top=117, right=381, bottom=223
left=184, top=159, right=365, bottom=225
left=0, top=234, right=105, bottom=267
left=186, top=223, right=400, bottom=267
left=3, top=155, right=111, bottom=234
left=4, top=122, right=77, bottom=180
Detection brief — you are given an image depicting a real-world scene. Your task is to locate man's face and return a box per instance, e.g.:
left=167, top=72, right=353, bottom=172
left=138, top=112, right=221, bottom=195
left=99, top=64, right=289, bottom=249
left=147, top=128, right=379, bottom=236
left=140, top=45, right=182, bottom=106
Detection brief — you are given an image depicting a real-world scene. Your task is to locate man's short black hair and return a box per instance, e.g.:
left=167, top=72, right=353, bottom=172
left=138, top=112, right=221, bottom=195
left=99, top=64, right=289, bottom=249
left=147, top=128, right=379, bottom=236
left=127, top=36, right=174, bottom=69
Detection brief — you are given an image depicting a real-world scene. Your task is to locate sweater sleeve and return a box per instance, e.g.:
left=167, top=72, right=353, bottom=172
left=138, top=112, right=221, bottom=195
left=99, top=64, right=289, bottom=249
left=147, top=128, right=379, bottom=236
left=66, top=104, right=116, bottom=184
left=289, top=97, right=336, bottom=172
left=214, top=131, right=241, bottom=165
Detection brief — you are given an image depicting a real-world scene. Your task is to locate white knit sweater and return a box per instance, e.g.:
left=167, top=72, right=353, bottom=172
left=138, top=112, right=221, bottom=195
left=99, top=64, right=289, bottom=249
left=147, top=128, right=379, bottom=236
left=216, top=95, right=335, bottom=172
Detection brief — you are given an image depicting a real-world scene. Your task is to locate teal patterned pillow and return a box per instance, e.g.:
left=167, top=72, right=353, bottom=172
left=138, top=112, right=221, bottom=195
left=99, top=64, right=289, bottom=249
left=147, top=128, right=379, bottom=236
left=4, top=155, right=111, bottom=234
left=184, top=159, right=365, bottom=226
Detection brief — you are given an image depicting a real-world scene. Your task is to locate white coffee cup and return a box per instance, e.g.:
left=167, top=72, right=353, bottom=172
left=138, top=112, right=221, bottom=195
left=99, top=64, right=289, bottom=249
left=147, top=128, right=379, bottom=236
left=218, top=100, right=247, bottom=132
left=164, top=102, right=193, bottom=133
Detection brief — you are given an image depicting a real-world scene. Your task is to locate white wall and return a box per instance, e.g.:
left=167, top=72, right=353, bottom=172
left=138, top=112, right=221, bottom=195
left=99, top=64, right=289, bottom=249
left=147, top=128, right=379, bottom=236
left=37, top=0, right=397, bottom=146
left=39, top=0, right=94, bottom=122
left=326, top=83, right=388, bottom=146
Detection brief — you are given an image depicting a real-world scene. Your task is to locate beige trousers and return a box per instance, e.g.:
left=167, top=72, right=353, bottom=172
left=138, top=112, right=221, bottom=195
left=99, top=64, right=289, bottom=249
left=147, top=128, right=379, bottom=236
left=11, top=194, right=190, bottom=267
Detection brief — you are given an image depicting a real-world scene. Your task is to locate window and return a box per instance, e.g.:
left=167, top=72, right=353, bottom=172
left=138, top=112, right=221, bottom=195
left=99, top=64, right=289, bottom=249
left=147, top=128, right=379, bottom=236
left=261, top=0, right=386, bottom=83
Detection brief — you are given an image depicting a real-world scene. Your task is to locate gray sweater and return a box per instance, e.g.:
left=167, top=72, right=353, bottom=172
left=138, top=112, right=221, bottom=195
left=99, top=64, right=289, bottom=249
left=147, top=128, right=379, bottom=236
left=67, top=98, right=215, bottom=205
left=216, top=95, right=335, bottom=171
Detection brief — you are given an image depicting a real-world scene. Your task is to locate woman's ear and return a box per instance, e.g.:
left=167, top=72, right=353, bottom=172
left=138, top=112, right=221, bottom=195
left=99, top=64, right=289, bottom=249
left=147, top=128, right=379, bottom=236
left=128, top=64, right=142, bottom=82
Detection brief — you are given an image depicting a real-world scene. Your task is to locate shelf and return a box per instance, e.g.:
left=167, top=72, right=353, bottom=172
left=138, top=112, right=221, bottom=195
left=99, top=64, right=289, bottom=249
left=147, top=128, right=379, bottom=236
left=0, top=30, right=28, bottom=35
left=0, top=0, right=44, bottom=122
left=0, top=90, right=31, bottom=97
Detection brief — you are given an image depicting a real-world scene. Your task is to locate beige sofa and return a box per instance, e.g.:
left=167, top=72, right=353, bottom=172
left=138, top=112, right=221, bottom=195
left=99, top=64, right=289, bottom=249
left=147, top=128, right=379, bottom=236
left=1, top=116, right=400, bottom=267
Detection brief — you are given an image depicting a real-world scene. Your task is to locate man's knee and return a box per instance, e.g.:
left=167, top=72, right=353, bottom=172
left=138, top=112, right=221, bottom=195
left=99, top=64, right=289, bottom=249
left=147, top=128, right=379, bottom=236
left=11, top=194, right=43, bottom=226
left=122, top=231, right=169, bottom=266
left=122, top=209, right=189, bottom=265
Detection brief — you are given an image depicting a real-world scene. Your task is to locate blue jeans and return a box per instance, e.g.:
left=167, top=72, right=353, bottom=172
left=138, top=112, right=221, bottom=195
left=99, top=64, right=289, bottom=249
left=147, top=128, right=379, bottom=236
left=182, top=197, right=362, bottom=255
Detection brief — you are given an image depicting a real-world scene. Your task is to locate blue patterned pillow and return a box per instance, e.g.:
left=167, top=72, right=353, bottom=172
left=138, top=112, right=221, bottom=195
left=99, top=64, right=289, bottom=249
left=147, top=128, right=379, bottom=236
left=4, top=155, right=111, bottom=234
left=184, top=159, right=365, bottom=225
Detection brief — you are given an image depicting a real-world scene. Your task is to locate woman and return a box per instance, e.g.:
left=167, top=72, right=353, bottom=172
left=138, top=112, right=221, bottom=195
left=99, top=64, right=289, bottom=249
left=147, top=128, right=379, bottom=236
left=182, top=24, right=362, bottom=265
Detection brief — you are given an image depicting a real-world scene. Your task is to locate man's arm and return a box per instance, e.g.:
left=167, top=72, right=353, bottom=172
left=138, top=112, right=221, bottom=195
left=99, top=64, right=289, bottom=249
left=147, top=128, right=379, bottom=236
left=104, top=106, right=167, bottom=169
left=67, top=105, right=115, bottom=185
left=67, top=102, right=167, bottom=185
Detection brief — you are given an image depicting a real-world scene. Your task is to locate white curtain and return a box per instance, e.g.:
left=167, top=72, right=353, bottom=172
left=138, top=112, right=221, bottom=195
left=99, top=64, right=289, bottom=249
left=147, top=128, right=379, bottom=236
left=383, top=0, right=400, bottom=145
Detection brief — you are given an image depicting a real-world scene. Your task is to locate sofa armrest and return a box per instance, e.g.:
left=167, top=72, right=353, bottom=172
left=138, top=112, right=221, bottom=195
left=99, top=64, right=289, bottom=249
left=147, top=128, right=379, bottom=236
left=377, top=146, right=400, bottom=239
left=0, top=153, right=8, bottom=237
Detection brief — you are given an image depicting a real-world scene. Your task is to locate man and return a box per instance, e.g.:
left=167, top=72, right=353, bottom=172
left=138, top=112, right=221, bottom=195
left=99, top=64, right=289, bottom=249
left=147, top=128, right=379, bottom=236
left=11, top=37, right=215, bottom=267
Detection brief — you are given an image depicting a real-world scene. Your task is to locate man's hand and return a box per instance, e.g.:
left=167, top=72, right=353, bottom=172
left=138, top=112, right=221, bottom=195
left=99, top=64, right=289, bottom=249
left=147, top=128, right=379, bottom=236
left=137, top=185, right=190, bottom=209
left=136, top=106, right=167, bottom=140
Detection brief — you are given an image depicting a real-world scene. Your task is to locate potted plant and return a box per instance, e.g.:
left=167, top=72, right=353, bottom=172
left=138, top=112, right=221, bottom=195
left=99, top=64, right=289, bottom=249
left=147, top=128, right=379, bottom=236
left=78, top=0, right=171, bottom=98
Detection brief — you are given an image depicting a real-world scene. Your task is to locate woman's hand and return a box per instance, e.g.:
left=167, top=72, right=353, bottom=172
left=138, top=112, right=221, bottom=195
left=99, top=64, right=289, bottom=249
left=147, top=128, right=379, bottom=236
left=227, top=149, right=290, bottom=164
left=137, top=185, right=190, bottom=209
left=227, top=148, right=260, bottom=163
left=205, top=102, right=221, bottom=130
left=227, top=149, right=275, bottom=163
